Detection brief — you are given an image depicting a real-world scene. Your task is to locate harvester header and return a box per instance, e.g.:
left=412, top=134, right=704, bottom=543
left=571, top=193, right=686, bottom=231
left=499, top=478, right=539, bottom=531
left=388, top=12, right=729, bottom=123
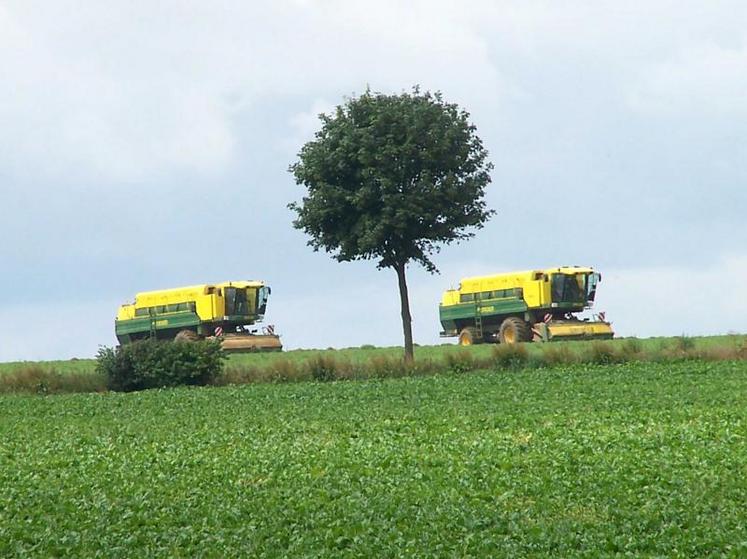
left=440, top=266, right=613, bottom=345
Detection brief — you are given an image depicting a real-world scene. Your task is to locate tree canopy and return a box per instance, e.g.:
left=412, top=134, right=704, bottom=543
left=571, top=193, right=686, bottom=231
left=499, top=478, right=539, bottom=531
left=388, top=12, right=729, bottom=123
left=289, top=87, right=494, bottom=360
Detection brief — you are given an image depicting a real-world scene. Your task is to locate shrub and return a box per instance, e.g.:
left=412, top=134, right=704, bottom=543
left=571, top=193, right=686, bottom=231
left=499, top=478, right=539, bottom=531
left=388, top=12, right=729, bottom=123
left=697, top=346, right=739, bottom=362
left=97, top=339, right=226, bottom=392
left=492, top=344, right=530, bottom=369
left=269, top=359, right=306, bottom=382
left=214, top=365, right=262, bottom=386
left=619, top=338, right=644, bottom=361
left=306, top=355, right=342, bottom=382
left=368, top=355, right=408, bottom=378
left=585, top=341, right=619, bottom=365
left=539, top=345, right=577, bottom=367
left=656, top=335, right=700, bottom=361
left=672, top=335, right=696, bottom=351
left=0, top=365, right=106, bottom=395
left=445, top=351, right=477, bottom=374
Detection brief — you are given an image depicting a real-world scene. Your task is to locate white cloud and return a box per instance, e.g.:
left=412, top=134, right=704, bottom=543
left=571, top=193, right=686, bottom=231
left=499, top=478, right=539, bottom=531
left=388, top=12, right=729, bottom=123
left=1, top=0, right=746, bottom=362
left=0, top=1, right=509, bottom=183
left=601, top=254, right=747, bottom=338
left=2, top=1, right=744, bottom=182
left=0, top=299, right=119, bottom=362
left=0, top=5, right=236, bottom=182
left=283, top=99, right=335, bottom=155
left=628, top=44, right=747, bottom=117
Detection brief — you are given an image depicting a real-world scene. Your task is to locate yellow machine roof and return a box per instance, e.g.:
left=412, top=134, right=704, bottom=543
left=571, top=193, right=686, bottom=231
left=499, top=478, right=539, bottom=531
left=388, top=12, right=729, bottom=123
left=128, top=280, right=266, bottom=308
left=459, top=266, right=594, bottom=286
left=449, top=266, right=595, bottom=297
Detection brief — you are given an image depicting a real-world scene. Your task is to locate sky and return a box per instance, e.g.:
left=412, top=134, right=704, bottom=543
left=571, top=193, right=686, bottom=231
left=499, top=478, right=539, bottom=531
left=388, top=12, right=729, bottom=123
left=1, top=1, right=745, bottom=361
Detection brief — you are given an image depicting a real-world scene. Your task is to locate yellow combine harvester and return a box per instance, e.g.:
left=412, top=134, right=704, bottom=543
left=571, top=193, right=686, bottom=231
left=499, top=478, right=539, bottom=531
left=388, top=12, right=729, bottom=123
left=115, top=280, right=282, bottom=352
left=439, top=266, right=613, bottom=345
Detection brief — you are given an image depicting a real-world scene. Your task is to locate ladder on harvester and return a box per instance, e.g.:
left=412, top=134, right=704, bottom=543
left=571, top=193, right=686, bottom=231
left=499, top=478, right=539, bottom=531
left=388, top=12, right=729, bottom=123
left=474, top=306, right=484, bottom=340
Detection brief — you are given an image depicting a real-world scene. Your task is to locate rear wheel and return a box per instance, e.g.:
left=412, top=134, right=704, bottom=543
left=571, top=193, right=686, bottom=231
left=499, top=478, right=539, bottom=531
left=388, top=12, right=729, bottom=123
left=499, top=317, right=531, bottom=344
left=174, top=329, right=199, bottom=342
left=458, top=327, right=480, bottom=346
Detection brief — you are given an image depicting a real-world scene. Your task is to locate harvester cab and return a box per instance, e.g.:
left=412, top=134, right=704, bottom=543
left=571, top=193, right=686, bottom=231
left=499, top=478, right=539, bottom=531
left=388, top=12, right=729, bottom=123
left=549, top=270, right=599, bottom=307
left=223, top=284, right=269, bottom=318
left=439, top=266, right=613, bottom=345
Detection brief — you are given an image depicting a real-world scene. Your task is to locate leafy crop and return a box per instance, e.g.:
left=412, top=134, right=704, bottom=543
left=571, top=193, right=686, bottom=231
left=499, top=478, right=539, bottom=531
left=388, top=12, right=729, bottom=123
left=1, top=360, right=747, bottom=556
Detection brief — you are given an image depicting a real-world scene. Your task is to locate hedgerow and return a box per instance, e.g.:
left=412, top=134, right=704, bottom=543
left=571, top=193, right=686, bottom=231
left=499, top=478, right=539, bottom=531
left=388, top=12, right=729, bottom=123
left=1, top=335, right=745, bottom=394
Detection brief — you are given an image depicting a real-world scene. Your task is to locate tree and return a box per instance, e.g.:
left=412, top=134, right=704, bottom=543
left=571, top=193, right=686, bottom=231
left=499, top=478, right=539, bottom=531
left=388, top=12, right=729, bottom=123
left=289, top=87, right=494, bottom=362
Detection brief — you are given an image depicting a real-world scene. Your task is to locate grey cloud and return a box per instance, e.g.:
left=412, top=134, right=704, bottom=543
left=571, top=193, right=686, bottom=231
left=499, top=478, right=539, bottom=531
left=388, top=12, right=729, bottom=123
left=0, top=1, right=745, bottom=360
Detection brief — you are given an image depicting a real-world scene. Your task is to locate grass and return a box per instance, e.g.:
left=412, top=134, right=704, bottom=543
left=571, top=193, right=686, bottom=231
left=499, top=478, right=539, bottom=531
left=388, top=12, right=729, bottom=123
left=1, top=334, right=745, bottom=393
left=0, top=365, right=106, bottom=394
left=1, top=360, right=747, bottom=556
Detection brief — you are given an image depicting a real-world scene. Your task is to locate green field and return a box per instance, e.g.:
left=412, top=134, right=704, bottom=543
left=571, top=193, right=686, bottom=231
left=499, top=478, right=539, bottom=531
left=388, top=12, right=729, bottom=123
left=2, top=359, right=747, bottom=557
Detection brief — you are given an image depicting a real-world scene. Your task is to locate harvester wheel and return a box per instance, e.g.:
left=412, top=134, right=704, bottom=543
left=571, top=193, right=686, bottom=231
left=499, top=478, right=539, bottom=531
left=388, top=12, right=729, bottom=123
left=174, top=329, right=199, bottom=342
left=458, top=327, right=480, bottom=346
left=499, top=317, right=531, bottom=345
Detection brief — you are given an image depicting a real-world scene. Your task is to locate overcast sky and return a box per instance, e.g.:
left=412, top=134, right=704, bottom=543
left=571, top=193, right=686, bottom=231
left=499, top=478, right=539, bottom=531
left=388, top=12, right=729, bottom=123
left=1, top=1, right=745, bottom=361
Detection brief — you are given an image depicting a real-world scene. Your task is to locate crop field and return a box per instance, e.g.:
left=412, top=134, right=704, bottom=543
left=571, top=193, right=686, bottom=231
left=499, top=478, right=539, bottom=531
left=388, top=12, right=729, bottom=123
left=2, top=359, right=747, bottom=557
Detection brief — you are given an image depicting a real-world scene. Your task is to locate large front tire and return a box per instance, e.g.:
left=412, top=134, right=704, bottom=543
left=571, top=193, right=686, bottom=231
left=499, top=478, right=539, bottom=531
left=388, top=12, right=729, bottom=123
left=499, top=317, right=531, bottom=344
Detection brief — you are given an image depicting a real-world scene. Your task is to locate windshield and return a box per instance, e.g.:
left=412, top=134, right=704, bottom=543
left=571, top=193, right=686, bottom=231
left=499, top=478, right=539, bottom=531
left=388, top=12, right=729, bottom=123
left=224, top=287, right=250, bottom=315
left=586, top=272, right=600, bottom=302
left=257, top=286, right=270, bottom=316
left=551, top=273, right=587, bottom=304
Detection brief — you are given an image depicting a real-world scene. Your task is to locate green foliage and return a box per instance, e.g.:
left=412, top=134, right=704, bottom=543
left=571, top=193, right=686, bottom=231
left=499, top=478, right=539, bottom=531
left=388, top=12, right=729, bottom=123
left=289, top=87, right=494, bottom=273
left=96, top=339, right=226, bottom=392
left=540, top=344, right=577, bottom=367
left=2, top=335, right=746, bottom=395
left=619, top=337, right=644, bottom=360
left=367, top=355, right=412, bottom=378
left=491, top=343, right=530, bottom=369
left=673, top=334, right=696, bottom=351
left=444, top=350, right=477, bottom=373
left=585, top=341, right=621, bottom=365
left=3, top=361, right=747, bottom=556
left=306, top=354, right=344, bottom=382
left=0, top=365, right=105, bottom=395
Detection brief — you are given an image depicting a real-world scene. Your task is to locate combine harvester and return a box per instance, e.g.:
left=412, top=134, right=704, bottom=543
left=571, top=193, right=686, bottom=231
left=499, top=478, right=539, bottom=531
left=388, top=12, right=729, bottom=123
left=439, top=266, right=613, bottom=345
left=115, top=280, right=282, bottom=352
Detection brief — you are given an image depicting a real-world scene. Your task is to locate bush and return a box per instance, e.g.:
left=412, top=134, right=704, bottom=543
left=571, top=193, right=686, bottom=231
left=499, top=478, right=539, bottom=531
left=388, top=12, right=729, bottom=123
left=367, top=355, right=439, bottom=379
left=585, top=341, right=620, bottom=365
left=492, top=344, right=529, bottom=369
left=97, top=339, right=226, bottom=392
left=306, top=355, right=344, bottom=382
left=445, top=351, right=477, bottom=374
left=672, top=335, right=696, bottom=351
left=619, top=338, right=644, bottom=361
left=539, top=345, right=577, bottom=367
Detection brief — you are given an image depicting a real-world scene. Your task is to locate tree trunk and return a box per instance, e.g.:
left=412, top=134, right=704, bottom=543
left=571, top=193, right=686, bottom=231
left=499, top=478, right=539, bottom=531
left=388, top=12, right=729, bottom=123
left=394, top=261, right=415, bottom=363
